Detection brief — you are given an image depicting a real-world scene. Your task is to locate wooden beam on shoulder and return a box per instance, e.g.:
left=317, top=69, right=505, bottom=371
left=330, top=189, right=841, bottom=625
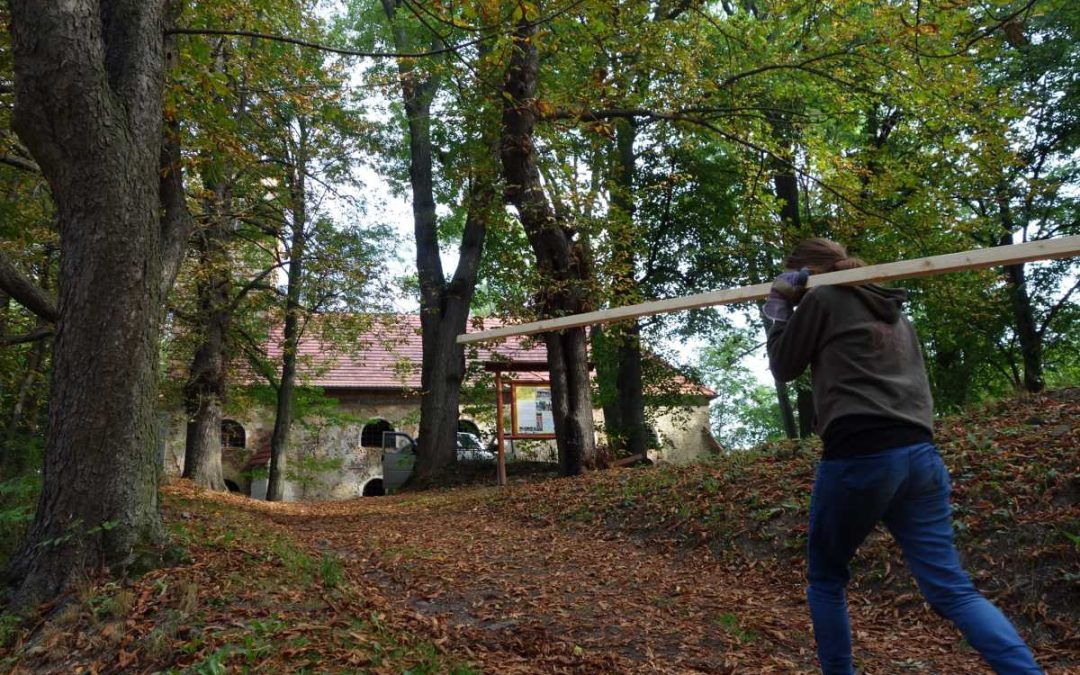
left=457, top=236, right=1080, bottom=345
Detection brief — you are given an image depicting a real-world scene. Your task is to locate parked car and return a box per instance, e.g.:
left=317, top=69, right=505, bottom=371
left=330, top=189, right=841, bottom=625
left=378, top=432, right=497, bottom=495
left=456, top=432, right=495, bottom=462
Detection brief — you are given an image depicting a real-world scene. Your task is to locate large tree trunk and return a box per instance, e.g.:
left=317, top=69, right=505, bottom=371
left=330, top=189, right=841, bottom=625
left=380, top=0, right=491, bottom=484
left=413, top=195, right=489, bottom=484
left=267, top=124, right=308, bottom=502
left=180, top=38, right=247, bottom=490
left=615, top=324, right=648, bottom=456
left=7, top=0, right=169, bottom=607
left=501, top=14, right=597, bottom=475
left=595, top=120, right=648, bottom=460
left=181, top=220, right=232, bottom=491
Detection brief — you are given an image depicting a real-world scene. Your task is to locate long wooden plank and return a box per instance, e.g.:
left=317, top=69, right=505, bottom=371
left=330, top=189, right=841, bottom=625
left=458, top=236, right=1080, bottom=345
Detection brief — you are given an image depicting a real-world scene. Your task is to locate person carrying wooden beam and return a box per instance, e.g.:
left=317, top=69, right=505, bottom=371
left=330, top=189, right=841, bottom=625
left=764, top=238, right=1042, bottom=675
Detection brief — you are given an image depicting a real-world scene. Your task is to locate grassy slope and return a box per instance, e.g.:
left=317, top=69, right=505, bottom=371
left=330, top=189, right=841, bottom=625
left=1, top=487, right=482, bottom=674
left=0, top=388, right=1076, bottom=672
left=489, top=388, right=1080, bottom=652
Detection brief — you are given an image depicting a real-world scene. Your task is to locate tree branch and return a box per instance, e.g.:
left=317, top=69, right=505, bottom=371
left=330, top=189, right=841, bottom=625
left=0, top=249, right=58, bottom=322
left=0, top=153, right=40, bottom=174
left=0, top=325, right=53, bottom=346
left=1037, top=275, right=1080, bottom=340
left=167, top=27, right=485, bottom=58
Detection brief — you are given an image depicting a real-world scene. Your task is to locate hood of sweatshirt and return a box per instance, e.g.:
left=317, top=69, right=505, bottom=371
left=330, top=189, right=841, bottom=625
left=852, top=284, right=907, bottom=323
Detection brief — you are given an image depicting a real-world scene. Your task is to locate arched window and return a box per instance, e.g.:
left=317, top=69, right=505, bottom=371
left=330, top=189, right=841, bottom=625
left=360, top=419, right=394, bottom=448
left=221, top=420, right=246, bottom=448
left=457, top=419, right=482, bottom=437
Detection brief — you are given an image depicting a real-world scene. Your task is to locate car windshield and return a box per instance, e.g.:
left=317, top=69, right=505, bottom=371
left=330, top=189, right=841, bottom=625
left=456, top=433, right=482, bottom=450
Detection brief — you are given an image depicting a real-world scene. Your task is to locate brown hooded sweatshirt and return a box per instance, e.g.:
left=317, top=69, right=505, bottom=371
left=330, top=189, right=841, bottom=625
left=766, top=284, right=934, bottom=459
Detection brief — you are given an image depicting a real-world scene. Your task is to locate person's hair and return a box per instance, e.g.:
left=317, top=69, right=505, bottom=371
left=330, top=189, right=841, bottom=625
left=784, top=238, right=866, bottom=274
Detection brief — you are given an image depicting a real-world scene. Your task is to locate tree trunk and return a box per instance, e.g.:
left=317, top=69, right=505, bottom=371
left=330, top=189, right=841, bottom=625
left=380, top=0, right=492, bottom=484
left=501, top=14, right=597, bottom=474
left=267, top=123, right=308, bottom=501
left=768, top=110, right=814, bottom=437
left=995, top=183, right=1044, bottom=393
left=616, top=324, right=648, bottom=457
left=599, top=119, right=648, bottom=460
left=774, top=378, right=798, bottom=439
left=795, top=379, right=815, bottom=438
left=7, top=0, right=169, bottom=607
left=181, top=222, right=231, bottom=491
left=413, top=194, right=489, bottom=484
left=591, top=325, right=624, bottom=455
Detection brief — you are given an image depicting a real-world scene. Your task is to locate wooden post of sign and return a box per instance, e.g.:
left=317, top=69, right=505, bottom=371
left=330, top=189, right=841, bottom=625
left=495, top=370, right=507, bottom=487
left=457, top=236, right=1080, bottom=345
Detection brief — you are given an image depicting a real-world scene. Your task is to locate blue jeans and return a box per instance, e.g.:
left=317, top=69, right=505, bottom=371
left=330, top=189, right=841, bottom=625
left=807, top=442, right=1041, bottom=674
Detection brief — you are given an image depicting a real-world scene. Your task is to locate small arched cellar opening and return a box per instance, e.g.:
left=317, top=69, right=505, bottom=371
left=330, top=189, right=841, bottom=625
left=362, top=478, right=385, bottom=497
left=360, top=419, right=395, bottom=448
left=221, top=419, right=246, bottom=449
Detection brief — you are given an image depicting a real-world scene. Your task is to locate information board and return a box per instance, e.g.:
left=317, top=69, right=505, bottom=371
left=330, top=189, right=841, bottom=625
left=512, top=384, right=555, bottom=436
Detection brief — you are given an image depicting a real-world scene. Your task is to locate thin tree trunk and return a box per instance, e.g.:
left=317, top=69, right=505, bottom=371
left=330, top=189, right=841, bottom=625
left=267, top=123, right=308, bottom=501
left=7, top=0, right=170, bottom=607
left=774, top=378, right=798, bottom=439
left=616, top=324, right=648, bottom=457
left=768, top=110, right=814, bottom=437
left=501, top=14, right=597, bottom=474
left=995, top=183, right=1044, bottom=393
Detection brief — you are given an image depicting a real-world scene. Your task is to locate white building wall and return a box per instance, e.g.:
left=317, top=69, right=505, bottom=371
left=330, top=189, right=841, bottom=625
left=163, top=388, right=716, bottom=501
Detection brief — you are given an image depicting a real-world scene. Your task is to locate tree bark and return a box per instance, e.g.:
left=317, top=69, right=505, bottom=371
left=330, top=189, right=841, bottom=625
left=267, top=121, right=308, bottom=501
left=595, top=119, right=648, bottom=460
left=768, top=110, right=814, bottom=436
left=591, top=325, right=624, bottom=454
left=379, top=0, right=494, bottom=485
left=774, top=378, right=798, bottom=439
left=501, top=14, right=597, bottom=475
left=995, top=186, right=1044, bottom=393
left=7, top=0, right=170, bottom=607
left=181, top=214, right=232, bottom=491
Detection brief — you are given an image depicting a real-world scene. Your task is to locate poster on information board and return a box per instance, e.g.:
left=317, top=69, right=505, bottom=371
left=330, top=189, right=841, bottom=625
left=512, top=384, right=555, bottom=436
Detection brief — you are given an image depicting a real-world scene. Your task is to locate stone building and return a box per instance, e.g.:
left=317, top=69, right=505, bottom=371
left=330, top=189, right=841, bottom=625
left=162, top=315, right=717, bottom=500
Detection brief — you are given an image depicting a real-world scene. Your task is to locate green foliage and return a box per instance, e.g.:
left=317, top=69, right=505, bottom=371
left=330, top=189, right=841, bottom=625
left=319, top=552, right=344, bottom=588
left=0, top=470, right=40, bottom=567
left=697, top=328, right=785, bottom=449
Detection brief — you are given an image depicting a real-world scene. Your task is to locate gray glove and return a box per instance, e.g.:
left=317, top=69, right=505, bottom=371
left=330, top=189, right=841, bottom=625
left=763, top=268, right=810, bottom=323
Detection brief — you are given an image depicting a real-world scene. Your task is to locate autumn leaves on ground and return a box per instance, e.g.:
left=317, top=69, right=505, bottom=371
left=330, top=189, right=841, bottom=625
left=3, top=390, right=1078, bottom=674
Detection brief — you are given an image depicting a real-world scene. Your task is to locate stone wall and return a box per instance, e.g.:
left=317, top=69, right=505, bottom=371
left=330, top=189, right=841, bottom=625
left=163, top=387, right=717, bottom=501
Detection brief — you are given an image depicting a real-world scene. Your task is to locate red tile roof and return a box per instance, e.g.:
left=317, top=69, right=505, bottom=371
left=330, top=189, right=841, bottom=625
left=264, top=314, right=714, bottom=397
left=265, top=315, right=547, bottom=390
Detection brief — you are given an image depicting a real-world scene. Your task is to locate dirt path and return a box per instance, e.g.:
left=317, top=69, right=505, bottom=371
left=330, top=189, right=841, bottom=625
left=268, top=488, right=1003, bottom=674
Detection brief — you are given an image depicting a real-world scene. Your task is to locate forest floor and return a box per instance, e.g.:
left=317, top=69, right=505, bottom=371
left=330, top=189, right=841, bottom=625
left=2, top=389, right=1078, bottom=674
